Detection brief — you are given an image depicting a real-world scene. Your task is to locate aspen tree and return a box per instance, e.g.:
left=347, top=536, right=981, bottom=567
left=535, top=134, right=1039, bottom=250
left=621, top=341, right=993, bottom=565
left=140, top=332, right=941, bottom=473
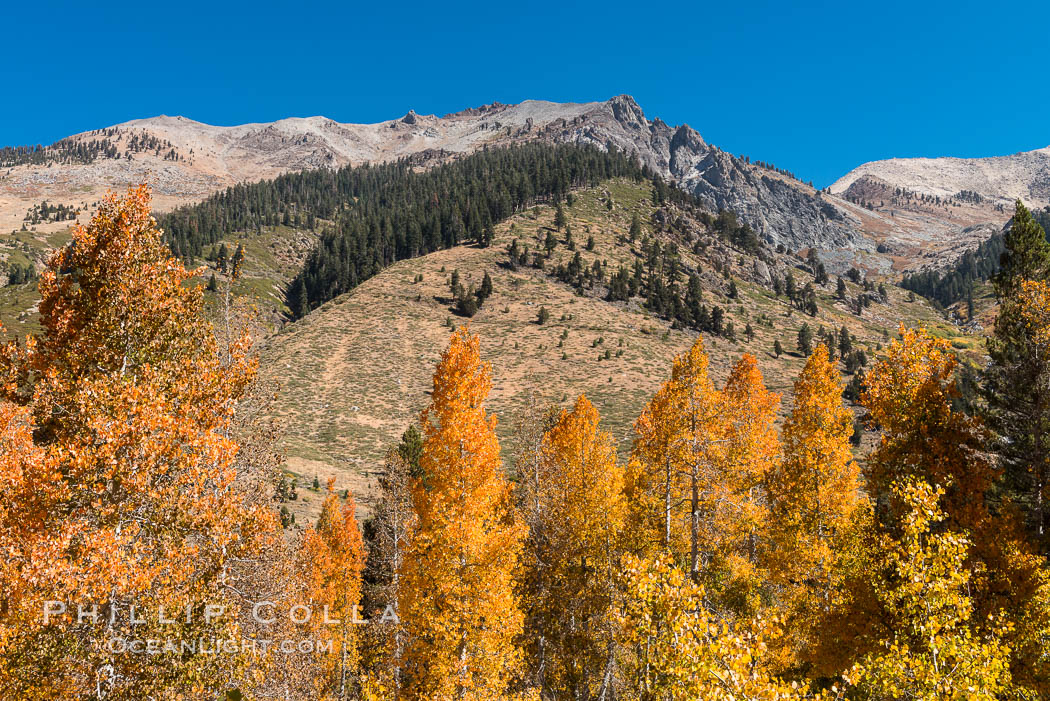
left=0, top=185, right=277, bottom=697
left=399, top=328, right=525, bottom=700
left=618, top=554, right=820, bottom=701
left=628, top=336, right=723, bottom=581
left=847, top=480, right=1012, bottom=699
left=521, top=395, right=625, bottom=699
left=303, top=482, right=366, bottom=699
left=766, top=344, right=861, bottom=670
left=718, top=353, right=780, bottom=612
left=863, top=327, right=994, bottom=533
left=768, top=344, right=859, bottom=595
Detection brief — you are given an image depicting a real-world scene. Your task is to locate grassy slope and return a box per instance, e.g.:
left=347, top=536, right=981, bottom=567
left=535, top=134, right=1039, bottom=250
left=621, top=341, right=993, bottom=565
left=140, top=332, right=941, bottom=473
left=259, top=179, right=972, bottom=520
left=0, top=226, right=72, bottom=334
left=0, top=217, right=319, bottom=337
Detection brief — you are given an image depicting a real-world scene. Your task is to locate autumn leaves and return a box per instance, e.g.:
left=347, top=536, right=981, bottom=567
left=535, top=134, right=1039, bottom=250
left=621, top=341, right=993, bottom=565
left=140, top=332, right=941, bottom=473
left=400, top=329, right=525, bottom=699
left=363, top=324, right=859, bottom=699
left=0, top=185, right=276, bottom=697
left=388, top=324, right=1036, bottom=699
left=2, top=185, right=1048, bottom=699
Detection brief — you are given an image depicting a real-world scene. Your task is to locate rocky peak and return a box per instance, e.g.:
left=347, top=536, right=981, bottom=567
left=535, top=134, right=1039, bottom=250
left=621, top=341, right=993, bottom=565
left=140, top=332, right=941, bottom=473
left=605, top=95, right=648, bottom=131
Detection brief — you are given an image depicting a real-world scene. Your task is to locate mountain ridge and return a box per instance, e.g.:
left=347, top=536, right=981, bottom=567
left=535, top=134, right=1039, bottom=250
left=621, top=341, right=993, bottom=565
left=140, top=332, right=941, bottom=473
left=0, top=96, right=867, bottom=258
left=4, top=95, right=1043, bottom=277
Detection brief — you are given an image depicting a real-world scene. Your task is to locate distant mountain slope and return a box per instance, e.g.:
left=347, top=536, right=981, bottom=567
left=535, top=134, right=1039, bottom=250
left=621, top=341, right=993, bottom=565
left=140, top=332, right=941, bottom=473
left=824, top=144, right=1050, bottom=275
left=257, top=178, right=971, bottom=519
left=0, top=96, right=866, bottom=257
left=10, top=96, right=1048, bottom=280
left=830, top=146, right=1050, bottom=207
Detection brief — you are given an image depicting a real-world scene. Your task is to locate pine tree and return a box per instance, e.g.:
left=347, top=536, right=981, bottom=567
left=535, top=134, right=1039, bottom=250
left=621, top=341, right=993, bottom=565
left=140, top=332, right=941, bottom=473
left=231, top=242, right=245, bottom=278
left=628, top=213, right=642, bottom=242
left=478, top=271, right=493, bottom=303
left=545, top=231, right=557, bottom=256
left=217, top=241, right=229, bottom=272
left=554, top=203, right=567, bottom=230
left=797, top=323, right=813, bottom=356
left=985, top=200, right=1050, bottom=545
left=838, top=325, right=852, bottom=358
left=399, top=329, right=525, bottom=699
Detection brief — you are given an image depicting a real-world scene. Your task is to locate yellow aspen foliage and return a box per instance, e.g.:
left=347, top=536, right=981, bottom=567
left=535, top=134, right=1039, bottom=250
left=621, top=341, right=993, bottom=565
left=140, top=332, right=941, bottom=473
left=1015, top=279, right=1050, bottom=340
left=766, top=344, right=860, bottom=639
left=618, top=553, right=824, bottom=701
left=628, top=340, right=781, bottom=613
left=0, top=186, right=278, bottom=698
left=302, top=481, right=366, bottom=699
left=520, top=394, right=625, bottom=700
left=719, top=353, right=780, bottom=613
left=627, top=335, right=724, bottom=580
left=805, top=500, right=886, bottom=680
left=862, top=325, right=1049, bottom=695
left=847, top=479, right=1013, bottom=699
left=399, top=328, right=525, bottom=700
left=862, top=326, right=995, bottom=532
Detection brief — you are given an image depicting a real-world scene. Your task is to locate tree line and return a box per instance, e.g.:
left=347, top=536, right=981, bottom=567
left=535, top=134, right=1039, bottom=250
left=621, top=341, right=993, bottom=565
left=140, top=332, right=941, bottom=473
left=157, top=142, right=720, bottom=319
left=0, top=127, right=183, bottom=168
left=285, top=144, right=652, bottom=317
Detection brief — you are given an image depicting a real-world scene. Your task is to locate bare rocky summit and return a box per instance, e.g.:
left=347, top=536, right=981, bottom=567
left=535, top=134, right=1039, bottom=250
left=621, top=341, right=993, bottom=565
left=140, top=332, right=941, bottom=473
left=831, top=147, right=1050, bottom=207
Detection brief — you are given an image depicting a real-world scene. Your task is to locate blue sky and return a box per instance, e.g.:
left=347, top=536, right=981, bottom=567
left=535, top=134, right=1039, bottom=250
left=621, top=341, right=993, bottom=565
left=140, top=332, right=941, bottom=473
left=3, top=0, right=1047, bottom=187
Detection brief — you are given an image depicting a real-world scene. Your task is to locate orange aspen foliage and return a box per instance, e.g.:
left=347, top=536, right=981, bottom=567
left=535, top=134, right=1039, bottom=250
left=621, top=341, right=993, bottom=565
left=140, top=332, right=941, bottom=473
left=629, top=341, right=780, bottom=606
left=765, top=344, right=861, bottom=671
left=627, top=336, right=723, bottom=580
left=521, top=394, right=625, bottom=699
left=0, top=186, right=278, bottom=698
left=719, top=353, right=780, bottom=612
left=302, top=481, right=366, bottom=699
left=862, top=326, right=995, bottom=533
left=767, top=344, right=860, bottom=596
left=399, top=328, right=525, bottom=700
